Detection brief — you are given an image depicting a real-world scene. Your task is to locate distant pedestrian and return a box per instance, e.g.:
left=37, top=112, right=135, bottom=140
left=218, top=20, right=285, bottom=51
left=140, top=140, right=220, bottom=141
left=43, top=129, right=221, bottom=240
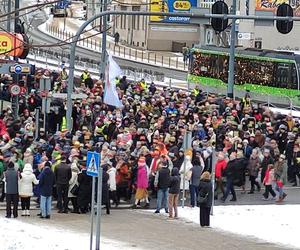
left=154, top=161, right=170, bottom=214
left=39, top=161, right=55, bottom=219
left=168, top=167, right=180, bottom=219
left=114, top=32, right=120, bottom=46
left=198, top=171, right=213, bottom=227
left=262, top=164, right=276, bottom=201
left=274, top=154, right=288, bottom=202
left=55, top=155, right=72, bottom=213
left=19, top=163, right=39, bottom=216
left=132, top=157, right=150, bottom=209
left=4, top=162, right=19, bottom=218
left=189, top=156, right=203, bottom=207
left=68, top=160, right=80, bottom=213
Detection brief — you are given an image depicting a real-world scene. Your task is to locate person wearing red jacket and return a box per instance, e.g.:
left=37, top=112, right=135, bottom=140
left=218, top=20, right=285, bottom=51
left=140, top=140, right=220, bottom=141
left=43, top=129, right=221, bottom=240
left=214, top=152, right=227, bottom=200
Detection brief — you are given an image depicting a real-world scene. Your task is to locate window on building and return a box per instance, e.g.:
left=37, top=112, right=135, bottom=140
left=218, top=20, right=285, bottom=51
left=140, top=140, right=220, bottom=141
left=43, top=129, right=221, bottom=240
left=137, top=16, right=140, bottom=30
left=120, top=15, right=123, bottom=29
left=133, top=16, right=136, bottom=30
left=121, top=6, right=127, bottom=11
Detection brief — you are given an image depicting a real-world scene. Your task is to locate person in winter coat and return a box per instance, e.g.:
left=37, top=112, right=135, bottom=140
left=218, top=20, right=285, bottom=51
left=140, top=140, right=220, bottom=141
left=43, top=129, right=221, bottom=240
left=68, top=160, right=79, bottom=213
left=291, top=143, right=300, bottom=186
left=260, top=148, right=274, bottom=183
left=39, top=161, right=55, bottom=219
left=101, top=164, right=110, bottom=215
left=54, top=155, right=72, bottom=213
left=4, top=162, right=19, bottom=218
left=198, top=171, right=213, bottom=227
left=168, top=167, right=180, bottom=219
left=154, top=161, right=170, bottom=213
left=221, top=152, right=238, bottom=202
left=247, top=148, right=261, bottom=194
left=77, top=165, right=92, bottom=214
left=107, top=162, right=118, bottom=207
left=23, top=148, right=34, bottom=166
left=262, top=164, right=276, bottom=200
left=214, top=152, right=227, bottom=200
left=132, top=157, right=150, bottom=208
left=189, top=157, right=203, bottom=207
left=19, top=163, right=39, bottom=216
left=274, top=155, right=288, bottom=202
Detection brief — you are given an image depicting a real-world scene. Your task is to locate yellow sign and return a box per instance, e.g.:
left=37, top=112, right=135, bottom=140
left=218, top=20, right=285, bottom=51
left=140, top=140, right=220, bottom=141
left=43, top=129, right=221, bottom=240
left=255, top=0, right=288, bottom=12
left=0, top=33, right=13, bottom=54
left=173, top=1, right=191, bottom=11
left=150, top=0, right=169, bottom=22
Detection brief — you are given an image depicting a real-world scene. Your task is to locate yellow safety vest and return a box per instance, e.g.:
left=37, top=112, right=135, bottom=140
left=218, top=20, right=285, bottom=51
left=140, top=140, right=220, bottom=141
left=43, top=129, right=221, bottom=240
left=61, top=117, right=67, bottom=131
left=192, top=89, right=199, bottom=96
left=81, top=72, right=90, bottom=81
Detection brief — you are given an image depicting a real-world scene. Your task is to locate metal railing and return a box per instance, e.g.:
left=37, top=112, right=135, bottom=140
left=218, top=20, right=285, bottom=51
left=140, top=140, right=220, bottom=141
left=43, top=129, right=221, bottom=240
left=45, top=23, right=187, bottom=71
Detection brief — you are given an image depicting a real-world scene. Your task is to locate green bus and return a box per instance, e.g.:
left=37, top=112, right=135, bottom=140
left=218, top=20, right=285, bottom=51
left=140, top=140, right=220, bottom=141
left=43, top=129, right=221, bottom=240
left=189, top=46, right=300, bottom=105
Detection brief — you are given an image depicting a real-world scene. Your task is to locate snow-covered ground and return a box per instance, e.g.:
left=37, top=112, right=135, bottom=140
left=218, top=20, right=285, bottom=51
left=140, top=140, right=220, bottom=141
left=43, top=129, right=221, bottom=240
left=0, top=217, right=141, bottom=250
left=147, top=205, right=300, bottom=249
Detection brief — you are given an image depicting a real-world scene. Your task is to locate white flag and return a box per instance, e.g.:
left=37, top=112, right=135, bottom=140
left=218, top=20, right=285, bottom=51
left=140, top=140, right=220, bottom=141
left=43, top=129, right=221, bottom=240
left=103, top=54, right=123, bottom=108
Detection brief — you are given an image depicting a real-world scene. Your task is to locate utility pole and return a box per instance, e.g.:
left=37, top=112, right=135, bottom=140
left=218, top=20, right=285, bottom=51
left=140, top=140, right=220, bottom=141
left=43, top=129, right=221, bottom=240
left=12, top=0, right=20, bottom=119
left=7, top=0, right=11, bottom=32
left=100, top=0, right=108, bottom=79
left=227, top=0, right=237, bottom=98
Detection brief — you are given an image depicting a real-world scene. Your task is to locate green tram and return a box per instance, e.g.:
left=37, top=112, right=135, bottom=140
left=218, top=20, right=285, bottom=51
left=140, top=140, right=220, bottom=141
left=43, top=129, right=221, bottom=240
left=189, top=46, right=300, bottom=106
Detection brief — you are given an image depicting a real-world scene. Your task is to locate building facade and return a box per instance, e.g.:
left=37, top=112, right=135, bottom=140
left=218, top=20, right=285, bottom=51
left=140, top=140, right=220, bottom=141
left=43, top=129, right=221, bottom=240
left=112, top=0, right=200, bottom=51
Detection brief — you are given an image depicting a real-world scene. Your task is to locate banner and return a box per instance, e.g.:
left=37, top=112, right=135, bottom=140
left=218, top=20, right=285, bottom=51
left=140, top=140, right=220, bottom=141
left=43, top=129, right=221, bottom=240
left=150, top=0, right=197, bottom=23
left=103, top=54, right=123, bottom=108
left=255, top=0, right=300, bottom=16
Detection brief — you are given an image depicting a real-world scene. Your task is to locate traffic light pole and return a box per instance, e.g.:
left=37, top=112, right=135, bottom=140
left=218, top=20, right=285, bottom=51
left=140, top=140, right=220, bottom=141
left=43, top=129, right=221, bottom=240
left=227, top=0, right=237, bottom=99
left=100, top=0, right=108, bottom=79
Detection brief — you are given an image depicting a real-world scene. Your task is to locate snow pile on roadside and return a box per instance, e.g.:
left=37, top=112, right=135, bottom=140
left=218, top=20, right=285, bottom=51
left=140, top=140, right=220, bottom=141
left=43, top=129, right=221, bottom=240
left=161, top=205, right=300, bottom=249
left=0, top=218, right=140, bottom=250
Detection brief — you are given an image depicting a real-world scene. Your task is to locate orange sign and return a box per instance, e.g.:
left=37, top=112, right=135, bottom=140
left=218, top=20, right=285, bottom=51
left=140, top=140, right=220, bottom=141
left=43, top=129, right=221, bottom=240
left=255, top=0, right=288, bottom=12
left=0, top=32, right=25, bottom=57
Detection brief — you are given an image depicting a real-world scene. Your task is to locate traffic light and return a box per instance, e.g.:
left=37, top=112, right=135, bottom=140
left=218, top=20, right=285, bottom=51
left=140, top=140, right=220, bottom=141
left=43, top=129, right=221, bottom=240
left=211, top=1, right=229, bottom=32
left=276, top=3, right=293, bottom=34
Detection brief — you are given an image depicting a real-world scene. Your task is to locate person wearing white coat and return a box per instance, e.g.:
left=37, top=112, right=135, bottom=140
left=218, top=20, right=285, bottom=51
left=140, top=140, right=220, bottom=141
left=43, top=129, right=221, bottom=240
left=179, top=155, right=193, bottom=191
left=68, top=161, right=79, bottom=213
left=107, top=163, right=118, bottom=207
left=19, top=163, right=39, bottom=216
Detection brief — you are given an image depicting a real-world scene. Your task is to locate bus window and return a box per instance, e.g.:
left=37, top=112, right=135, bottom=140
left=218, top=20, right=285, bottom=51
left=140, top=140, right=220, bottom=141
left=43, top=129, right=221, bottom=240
left=275, top=63, right=290, bottom=88
left=289, top=64, right=298, bottom=90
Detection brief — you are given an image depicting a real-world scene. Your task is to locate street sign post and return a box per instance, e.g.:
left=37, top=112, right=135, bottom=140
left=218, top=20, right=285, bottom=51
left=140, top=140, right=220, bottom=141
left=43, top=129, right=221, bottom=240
left=9, top=84, right=21, bottom=96
left=87, top=151, right=100, bottom=177
left=181, top=131, right=192, bottom=208
left=86, top=151, right=102, bottom=250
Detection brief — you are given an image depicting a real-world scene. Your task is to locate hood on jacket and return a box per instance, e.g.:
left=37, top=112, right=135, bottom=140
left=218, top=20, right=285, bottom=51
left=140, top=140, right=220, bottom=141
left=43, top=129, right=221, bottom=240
left=171, top=167, right=179, bottom=176
left=23, top=163, right=33, bottom=173
left=43, top=166, right=53, bottom=175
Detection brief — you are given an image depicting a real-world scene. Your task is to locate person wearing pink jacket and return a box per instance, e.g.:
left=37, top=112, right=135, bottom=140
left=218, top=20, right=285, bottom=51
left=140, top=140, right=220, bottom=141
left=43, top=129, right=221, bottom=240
left=262, top=164, right=276, bottom=200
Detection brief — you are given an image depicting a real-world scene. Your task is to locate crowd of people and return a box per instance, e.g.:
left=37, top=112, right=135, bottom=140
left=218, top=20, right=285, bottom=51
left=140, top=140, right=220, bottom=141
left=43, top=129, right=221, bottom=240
left=0, top=65, right=299, bottom=227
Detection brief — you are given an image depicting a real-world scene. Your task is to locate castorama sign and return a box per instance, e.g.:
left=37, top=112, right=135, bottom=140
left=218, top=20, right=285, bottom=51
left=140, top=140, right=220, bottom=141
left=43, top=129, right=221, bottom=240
left=150, top=0, right=197, bottom=23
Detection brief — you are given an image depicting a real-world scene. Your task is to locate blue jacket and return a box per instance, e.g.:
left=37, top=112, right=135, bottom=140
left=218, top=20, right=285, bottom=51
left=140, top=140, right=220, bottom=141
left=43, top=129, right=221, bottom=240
left=39, top=167, right=55, bottom=197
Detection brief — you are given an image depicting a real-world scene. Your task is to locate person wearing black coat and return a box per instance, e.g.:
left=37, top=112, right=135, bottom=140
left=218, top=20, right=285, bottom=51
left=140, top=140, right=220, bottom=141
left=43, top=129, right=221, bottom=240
left=77, top=167, right=92, bottom=214
left=101, top=164, right=110, bottom=215
left=4, top=162, right=19, bottom=218
left=198, top=171, right=213, bottom=227
left=168, top=167, right=180, bottom=218
left=221, top=153, right=238, bottom=202
left=54, top=156, right=72, bottom=213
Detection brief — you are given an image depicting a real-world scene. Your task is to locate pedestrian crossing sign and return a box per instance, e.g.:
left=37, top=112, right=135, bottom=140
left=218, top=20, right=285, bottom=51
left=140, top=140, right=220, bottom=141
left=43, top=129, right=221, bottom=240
left=86, top=151, right=100, bottom=177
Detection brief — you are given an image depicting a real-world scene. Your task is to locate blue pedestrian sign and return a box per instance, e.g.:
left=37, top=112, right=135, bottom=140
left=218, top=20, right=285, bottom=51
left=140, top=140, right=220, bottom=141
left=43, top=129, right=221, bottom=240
left=14, top=65, right=22, bottom=74
left=86, top=151, right=100, bottom=177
